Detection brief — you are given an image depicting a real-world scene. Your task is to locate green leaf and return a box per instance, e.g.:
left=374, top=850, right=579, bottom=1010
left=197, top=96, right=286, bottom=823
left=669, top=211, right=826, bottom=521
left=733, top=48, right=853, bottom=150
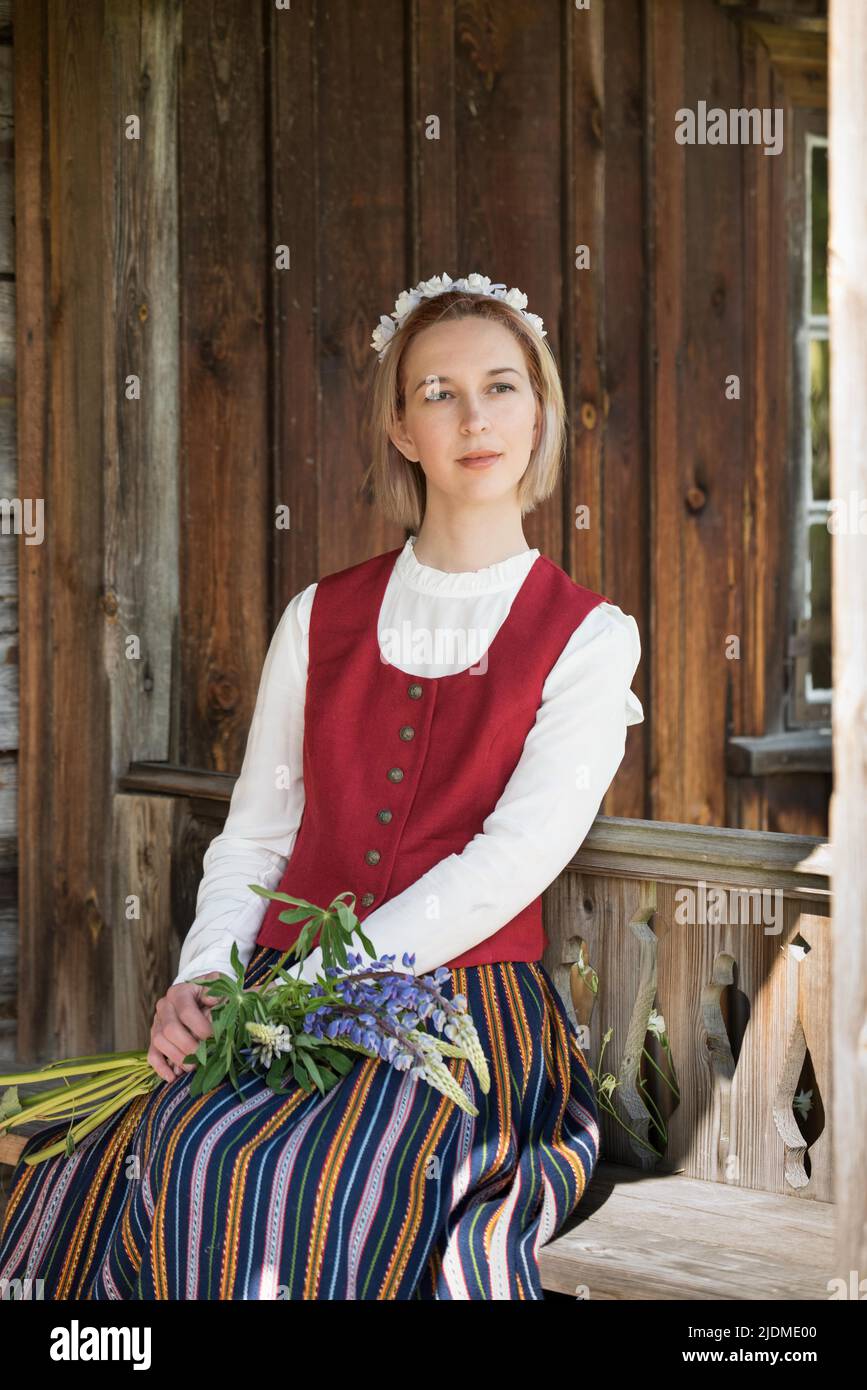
left=199, top=1054, right=228, bottom=1092
left=321, top=1048, right=354, bottom=1075
left=356, top=928, right=377, bottom=959
left=229, top=940, right=245, bottom=981
left=0, top=1084, right=21, bottom=1123
left=250, top=887, right=322, bottom=915
left=302, top=1052, right=325, bottom=1092
left=335, top=901, right=358, bottom=935
left=292, top=1058, right=312, bottom=1091
left=276, top=908, right=316, bottom=926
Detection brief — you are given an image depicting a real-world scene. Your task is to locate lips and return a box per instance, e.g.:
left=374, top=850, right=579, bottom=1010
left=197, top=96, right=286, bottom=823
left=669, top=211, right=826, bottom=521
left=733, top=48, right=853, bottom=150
left=458, top=451, right=501, bottom=467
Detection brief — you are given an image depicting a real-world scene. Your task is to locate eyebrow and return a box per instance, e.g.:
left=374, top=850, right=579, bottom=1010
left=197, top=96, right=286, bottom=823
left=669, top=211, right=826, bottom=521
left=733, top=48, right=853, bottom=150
left=413, top=367, right=522, bottom=395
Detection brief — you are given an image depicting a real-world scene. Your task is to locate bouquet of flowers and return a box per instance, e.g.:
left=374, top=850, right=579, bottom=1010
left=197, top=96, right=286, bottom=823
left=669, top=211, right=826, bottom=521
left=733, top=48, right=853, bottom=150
left=0, top=888, right=490, bottom=1166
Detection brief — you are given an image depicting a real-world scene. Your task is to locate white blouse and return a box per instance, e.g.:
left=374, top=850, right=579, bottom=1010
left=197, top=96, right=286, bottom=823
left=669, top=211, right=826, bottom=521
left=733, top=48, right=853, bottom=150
left=173, top=536, right=644, bottom=987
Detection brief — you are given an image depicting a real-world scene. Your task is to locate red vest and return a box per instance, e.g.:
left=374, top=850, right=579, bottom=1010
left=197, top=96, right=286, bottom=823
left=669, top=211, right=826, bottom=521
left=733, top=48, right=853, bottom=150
left=255, top=546, right=608, bottom=967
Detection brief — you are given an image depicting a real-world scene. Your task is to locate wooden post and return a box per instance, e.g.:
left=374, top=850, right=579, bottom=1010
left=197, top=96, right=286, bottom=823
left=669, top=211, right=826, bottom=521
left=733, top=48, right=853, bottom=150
left=829, top=0, right=867, bottom=1286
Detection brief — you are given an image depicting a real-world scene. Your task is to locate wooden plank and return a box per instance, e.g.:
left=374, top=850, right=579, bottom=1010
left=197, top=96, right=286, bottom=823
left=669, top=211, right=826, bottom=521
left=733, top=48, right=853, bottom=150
left=570, top=814, right=830, bottom=896
left=569, top=0, right=605, bottom=595
left=539, top=1161, right=836, bottom=1299
left=178, top=0, right=270, bottom=771
left=270, top=0, right=319, bottom=609
left=0, top=42, right=13, bottom=277
left=103, top=0, right=181, bottom=770
left=646, top=0, right=687, bottom=825
left=682, top=0, right=746, bottom=829
left=828, top=0, right=867, bottom=1292
left=315, top=0, right=406, bottom=575
left=112, top=791, right=223, bottom=1050
left=11, top=0, right=50, bottom=1065
left=597, top=0, right=647, bottom=819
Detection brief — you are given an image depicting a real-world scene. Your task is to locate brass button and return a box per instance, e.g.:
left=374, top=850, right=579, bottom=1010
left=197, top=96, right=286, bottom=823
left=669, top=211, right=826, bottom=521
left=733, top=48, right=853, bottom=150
left=399, top=725, right=415, bottom=741
left=377, top=809, right=393, bottom=823
left=408, top=683, right=423, bottom=699
left=387, top=767, right=404, bottom=783
left=361, top=892, right=375, bottom=907
left=365, top=849, right=381, bottom=865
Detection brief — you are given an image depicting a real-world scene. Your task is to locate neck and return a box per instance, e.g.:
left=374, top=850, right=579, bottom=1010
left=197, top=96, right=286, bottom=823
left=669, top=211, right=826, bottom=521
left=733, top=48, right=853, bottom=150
left=411, top=510, right=531, bottom=574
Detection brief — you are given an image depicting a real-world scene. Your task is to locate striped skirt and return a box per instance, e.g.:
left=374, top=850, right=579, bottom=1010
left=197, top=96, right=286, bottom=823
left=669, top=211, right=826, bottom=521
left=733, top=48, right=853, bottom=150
left=0, top=945, right=599, bottom=1299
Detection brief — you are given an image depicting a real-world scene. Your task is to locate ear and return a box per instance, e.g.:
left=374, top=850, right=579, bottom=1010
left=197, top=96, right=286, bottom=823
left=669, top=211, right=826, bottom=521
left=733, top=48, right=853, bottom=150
left=388, top=421, right=419, bottom=463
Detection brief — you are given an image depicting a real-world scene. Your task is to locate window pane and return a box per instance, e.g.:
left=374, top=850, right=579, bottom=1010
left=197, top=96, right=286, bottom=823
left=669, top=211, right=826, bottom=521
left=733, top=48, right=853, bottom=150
left=810, top=336, right=830, bottom=501
left=811, top=143, right=828, bottom=316
left=808, top=521, right=832, bottom=693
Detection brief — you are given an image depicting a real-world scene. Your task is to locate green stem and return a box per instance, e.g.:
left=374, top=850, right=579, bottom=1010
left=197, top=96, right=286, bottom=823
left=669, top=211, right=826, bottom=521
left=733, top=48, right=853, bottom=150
left=0, top=1054, right=149, bottom=1086
left=4, top=1065, right=154, bottom=1128
left=595, top=1095, right=662, bottom=1159
left=636, top=1075, right=668, bottom=1145
left=641, top=1045, right=681, bottom=1100
left=23, top=1074, right=158, bottom=1165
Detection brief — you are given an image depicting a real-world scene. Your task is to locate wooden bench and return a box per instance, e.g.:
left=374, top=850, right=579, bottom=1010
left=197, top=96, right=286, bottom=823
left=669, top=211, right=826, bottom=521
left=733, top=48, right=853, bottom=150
left=2, top=1132, right=837, bottom=1300
left=538, top=1161, right=837, bottom=1299
left=2, top=819, right=839, bottom=1300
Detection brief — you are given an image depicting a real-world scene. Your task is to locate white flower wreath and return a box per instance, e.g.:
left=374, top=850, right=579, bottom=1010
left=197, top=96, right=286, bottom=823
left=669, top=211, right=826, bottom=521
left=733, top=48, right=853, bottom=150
left=369, top=271, right=547, bottom=361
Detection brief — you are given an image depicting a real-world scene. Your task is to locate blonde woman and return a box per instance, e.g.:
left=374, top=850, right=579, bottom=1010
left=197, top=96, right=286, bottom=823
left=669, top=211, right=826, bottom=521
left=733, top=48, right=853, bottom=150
left=0, top=274, right=643, bottom=1300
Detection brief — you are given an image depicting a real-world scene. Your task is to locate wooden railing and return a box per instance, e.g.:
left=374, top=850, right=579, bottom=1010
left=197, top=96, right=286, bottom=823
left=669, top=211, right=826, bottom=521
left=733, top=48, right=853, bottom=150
left=542, top=816, right=831, bottom=1197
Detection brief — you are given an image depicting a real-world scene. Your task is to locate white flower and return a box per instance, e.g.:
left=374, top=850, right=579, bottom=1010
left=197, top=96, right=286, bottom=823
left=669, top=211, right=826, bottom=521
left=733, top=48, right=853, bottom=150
left=523, top=312, right=547, bottom=339
left=393, top=289, right=422, bottom=321
left=465, top=272, right=494, bottom=295
left=504, top=287, right=529, bottom=312
left=370, top=272, right=546, bottom=360
left=246, top=1021, right=294, bottom=1070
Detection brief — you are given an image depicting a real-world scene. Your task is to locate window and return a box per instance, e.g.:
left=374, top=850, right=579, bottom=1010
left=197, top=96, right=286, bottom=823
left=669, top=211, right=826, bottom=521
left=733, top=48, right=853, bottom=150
left=788, top=121, right=831, bottom=729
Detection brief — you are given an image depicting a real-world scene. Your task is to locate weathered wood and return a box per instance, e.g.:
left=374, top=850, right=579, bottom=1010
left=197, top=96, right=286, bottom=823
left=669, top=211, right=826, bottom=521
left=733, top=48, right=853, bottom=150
left=570, top=0, right=605, bottom=603
left=12, top=0, right=186, bottom=1062
left=538, top=1161, right=836, bottom=1299
left=568, top=814, right=830, bottom=896
left=270, top=0, right=319, bottom=608
left=103, top=0, right=181, bottom=777
left=0, top=42, right=13, bottom=278
left=828, top=0, right=867, bottom=1296
left=11, top=0, right=49, bottom=1070
left=567, top=0, right=647, bottom=820
left=543, top=817, right=832, bottom=1197
left=112, top=790, right=217, bottom=1051
left=727, top=730, right=832, bottom=774
left=179, top=0, right=271, bottom=773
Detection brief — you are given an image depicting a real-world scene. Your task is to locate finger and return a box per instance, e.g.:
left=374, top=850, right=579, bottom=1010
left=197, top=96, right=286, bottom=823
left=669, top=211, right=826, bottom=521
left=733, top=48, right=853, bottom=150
left=154, top=1025, right=199, bottom=1070
left=175, top=997, right=216, bottom=1042
left=147, top=1044, right=177, bottom=1084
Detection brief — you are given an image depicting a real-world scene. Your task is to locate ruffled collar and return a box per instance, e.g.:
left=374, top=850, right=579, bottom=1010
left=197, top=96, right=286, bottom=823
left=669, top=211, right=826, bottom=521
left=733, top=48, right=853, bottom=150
left=394, top=534, right=540, bottom=596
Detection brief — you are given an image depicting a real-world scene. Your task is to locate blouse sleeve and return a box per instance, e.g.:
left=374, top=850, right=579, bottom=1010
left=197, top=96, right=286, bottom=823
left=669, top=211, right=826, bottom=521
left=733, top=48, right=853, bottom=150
left=294, top=601, right=644, bottom=983
left=172, top=584, right=316, bottom=986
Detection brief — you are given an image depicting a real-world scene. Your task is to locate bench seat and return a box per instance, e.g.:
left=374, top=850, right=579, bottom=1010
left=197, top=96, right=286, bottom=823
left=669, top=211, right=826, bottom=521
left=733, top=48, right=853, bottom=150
left=538, top=1161, right=837, bottom=1300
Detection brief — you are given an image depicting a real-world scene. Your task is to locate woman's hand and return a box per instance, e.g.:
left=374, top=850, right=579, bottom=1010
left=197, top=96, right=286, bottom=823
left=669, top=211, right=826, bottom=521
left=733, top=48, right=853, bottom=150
left=148, top=971, right=224, bottom=1083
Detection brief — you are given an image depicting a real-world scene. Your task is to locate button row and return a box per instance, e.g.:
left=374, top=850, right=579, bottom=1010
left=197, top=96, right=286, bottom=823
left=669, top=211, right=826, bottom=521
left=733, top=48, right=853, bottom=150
left=362, top=682, right=424, bottom=910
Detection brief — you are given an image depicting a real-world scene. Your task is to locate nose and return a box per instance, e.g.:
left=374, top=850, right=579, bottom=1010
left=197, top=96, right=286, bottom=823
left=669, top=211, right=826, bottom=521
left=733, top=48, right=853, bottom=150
left=460, top=395, right=492, bottom=432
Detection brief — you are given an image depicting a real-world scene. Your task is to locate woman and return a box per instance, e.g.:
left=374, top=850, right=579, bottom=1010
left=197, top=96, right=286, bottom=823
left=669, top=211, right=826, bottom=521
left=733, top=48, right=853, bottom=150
left=0, top=272, right=643, bottom=1299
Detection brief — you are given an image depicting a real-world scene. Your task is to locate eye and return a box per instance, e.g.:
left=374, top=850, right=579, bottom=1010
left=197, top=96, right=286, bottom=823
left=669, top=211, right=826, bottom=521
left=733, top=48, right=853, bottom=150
left=424, top=381, right=516, bottom=402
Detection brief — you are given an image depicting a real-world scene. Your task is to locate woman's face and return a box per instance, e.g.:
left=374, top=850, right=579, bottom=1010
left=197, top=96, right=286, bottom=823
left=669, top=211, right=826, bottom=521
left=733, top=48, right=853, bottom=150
left=388, top=316, right=541, bottom=509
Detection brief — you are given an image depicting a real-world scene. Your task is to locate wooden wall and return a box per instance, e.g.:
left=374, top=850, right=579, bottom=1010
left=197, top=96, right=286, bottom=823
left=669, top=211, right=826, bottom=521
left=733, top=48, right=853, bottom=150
left=7, top=0, right=831, bottom=1060
left=0, top=0, right=15, bottom=1063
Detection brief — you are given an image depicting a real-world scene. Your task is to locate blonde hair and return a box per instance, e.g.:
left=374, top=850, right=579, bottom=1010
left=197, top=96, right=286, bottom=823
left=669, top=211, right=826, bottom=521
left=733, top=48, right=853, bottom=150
left=360, top=289, right=566, bottom=531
